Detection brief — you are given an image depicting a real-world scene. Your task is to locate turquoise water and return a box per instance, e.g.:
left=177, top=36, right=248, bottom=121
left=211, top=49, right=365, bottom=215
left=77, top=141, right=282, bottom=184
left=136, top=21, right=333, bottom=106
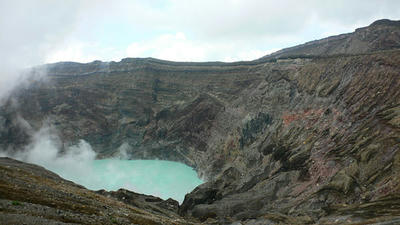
left=52, top=159, right=203, bottom=203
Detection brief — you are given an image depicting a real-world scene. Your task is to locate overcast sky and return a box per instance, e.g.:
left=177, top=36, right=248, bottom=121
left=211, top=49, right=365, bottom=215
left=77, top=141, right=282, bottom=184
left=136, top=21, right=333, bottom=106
left=1, top=0, right=400, bottom=68
left=1, top=0, right=400, bottom=66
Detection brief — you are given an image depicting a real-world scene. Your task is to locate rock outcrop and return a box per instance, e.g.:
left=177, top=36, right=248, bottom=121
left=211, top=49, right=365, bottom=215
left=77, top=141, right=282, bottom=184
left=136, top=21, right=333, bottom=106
left=1, top=19, right=400, bottom=224
left=262, top=19, right=400, bottom=59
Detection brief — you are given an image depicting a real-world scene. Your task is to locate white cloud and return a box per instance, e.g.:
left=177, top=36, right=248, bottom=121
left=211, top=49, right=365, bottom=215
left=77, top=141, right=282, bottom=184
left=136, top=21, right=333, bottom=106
left=39, top=0, right=400, bottom=64
left=45, top=41, right=96, bottom=63
left=126, top=32, right=207, bottom=61
left=126, top=32, right=280, bottom=62
left=45, top=40, right=123, bottom=63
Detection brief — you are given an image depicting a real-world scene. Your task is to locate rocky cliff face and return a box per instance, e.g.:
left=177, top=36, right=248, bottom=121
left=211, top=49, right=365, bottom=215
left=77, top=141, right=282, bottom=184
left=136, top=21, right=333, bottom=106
left=1, top=19, right=400, bottom=224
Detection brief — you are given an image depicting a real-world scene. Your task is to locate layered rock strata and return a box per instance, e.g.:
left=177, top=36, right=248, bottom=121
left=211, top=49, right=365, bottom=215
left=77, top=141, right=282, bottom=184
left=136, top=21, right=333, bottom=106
left=0, top=19, right=400, bottom=224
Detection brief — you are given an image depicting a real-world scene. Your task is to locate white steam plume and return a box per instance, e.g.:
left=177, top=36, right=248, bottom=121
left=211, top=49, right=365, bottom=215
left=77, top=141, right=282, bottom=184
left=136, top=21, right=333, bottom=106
left=1, top=124, right=98, bottom=184
left=115, top=142, right=131, bottom=159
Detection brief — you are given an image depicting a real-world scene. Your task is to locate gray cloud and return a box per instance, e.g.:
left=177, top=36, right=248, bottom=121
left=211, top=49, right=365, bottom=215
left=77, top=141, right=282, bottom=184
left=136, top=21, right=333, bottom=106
left=135, top=0, right=399, bottom=41
left=0, top=0, right=79, bottom=100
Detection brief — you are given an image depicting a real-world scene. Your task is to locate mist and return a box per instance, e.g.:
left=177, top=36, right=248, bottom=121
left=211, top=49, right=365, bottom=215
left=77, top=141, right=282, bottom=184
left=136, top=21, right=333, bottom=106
left=0, top=124, right=98, bottom=183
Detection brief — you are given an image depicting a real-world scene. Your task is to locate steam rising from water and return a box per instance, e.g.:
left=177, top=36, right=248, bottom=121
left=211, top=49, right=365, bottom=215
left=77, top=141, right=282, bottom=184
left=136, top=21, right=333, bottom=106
left=0, top=125, right=202, bottom=203
left=0, top=125, right=98, bottom=185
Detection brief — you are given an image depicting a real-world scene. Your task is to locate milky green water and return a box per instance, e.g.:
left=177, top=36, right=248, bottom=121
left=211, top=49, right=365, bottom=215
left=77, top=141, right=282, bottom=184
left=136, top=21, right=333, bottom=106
left=54, top=159, right=203, bottom=203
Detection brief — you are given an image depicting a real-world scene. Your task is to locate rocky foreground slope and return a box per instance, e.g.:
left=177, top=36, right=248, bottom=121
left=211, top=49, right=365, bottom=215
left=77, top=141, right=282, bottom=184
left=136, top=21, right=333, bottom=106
left=1, top=19, right=400, bottom=224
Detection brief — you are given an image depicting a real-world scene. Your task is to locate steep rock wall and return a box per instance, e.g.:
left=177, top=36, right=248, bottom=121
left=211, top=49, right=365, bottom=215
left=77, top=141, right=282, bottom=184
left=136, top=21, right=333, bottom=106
left=1, top=19, right=400, bottom=224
